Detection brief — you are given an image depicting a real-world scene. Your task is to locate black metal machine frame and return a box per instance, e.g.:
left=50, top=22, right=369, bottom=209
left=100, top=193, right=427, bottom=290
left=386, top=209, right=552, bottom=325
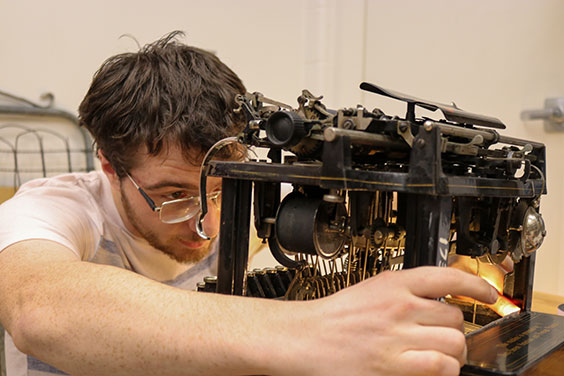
left=200, top=83, right=546, bottom=317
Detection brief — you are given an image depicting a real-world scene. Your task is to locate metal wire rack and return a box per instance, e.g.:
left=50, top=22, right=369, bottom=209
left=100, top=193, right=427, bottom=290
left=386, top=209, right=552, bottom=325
left=0, top=90, right=95, bottom=202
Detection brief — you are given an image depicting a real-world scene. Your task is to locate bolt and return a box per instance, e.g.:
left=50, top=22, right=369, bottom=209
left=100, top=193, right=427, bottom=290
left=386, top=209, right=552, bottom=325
left=416, top=138, right=426, bottom=148
left=324, top=127, right=337, bottom=142
left=374, top=230, right=384, bottom=243
left=398, top=122, right=408, bottom=132
left=424, top=121, right=433, bottom=132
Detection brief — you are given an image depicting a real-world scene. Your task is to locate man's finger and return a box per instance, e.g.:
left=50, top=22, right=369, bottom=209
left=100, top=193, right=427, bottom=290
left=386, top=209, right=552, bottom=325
left=396, top=349, right=461, bottom=376
left=399, top=326, right=468, bottom=367
left=413, top=299, right=464, bottom=329
left=398, top=266, right=498, bottom=304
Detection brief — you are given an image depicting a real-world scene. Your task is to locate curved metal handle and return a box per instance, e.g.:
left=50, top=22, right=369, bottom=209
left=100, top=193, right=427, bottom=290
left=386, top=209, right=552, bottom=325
left=520, top=107, right=562, bottom=121
left=195, top=212, right=210, bottom=240
left=521, top=97, right=564, bottom=131
left=196, top=136, right=242, bottom=240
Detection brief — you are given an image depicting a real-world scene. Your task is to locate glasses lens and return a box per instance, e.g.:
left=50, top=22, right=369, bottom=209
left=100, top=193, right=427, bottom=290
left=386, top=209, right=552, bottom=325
left=160, top=198, right=200, bottom=224
left=159, top=192, right=222, bottom=224
left=159, top=191, right=221, bottom=223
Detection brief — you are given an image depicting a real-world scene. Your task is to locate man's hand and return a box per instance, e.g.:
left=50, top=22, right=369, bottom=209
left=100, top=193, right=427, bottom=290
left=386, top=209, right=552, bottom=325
left=289, top=267, right=497, bottom=376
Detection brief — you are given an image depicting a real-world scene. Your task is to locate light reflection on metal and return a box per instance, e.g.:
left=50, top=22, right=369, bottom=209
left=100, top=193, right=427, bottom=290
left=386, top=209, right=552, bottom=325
left=479, top=265, right=520, bottom=317
left=451, top=255, right=521, bottom=317
left=509, top=202, right=546, bottom=262
left=522, top=206, right=546, bottom=255
left=487, top=293, right=520, bottom=317
left=480, top=274, right=503, bottom=295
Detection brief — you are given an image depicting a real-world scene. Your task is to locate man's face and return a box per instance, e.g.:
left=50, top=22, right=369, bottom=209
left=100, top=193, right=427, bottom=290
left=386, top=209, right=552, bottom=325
left=113, top=146, right=222, bottom=264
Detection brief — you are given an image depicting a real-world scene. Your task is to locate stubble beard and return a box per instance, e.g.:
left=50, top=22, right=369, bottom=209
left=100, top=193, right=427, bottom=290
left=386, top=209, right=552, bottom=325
left=120, top=184, right=211, bottom=264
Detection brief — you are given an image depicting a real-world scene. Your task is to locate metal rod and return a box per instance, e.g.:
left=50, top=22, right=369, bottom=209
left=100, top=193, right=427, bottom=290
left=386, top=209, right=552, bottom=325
left=324, top=122, right=544, bottom=150
left=323, top=127, right=409, bottom=149
left=433, top=121, right=544, bottom=149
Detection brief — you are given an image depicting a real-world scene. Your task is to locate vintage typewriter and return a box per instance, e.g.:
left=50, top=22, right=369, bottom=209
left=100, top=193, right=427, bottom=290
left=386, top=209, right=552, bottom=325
left=196, top=83, right=564, bottom=375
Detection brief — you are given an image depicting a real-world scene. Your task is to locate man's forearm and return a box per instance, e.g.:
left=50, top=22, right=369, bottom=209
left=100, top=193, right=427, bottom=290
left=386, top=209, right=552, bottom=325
left=0, top=239, right=499, bottom=376
left=0, top=240, right=309, bottom=376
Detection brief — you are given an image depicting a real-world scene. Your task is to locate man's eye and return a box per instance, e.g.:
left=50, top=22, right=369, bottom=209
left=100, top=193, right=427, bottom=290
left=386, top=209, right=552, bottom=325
left=166, top=191, right=188, bottom=200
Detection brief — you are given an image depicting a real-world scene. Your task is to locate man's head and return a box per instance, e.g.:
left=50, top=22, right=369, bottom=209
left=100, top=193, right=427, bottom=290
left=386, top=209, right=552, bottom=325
left=79, top=30, right=246, bottom=176
left=79, top=31, right=246, bottom=263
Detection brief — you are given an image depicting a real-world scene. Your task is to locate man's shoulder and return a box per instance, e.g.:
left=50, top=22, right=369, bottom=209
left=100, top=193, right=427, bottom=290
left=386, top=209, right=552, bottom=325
left=17, top=171, right=106, bottom=194
left=0, top=171, right=111, bottom=259
left=2, top=170, right=111, bottom=224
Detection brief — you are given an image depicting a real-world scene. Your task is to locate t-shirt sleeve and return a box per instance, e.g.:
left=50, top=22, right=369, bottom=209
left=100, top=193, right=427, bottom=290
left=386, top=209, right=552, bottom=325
left=0, top=184, right=99, bottom=259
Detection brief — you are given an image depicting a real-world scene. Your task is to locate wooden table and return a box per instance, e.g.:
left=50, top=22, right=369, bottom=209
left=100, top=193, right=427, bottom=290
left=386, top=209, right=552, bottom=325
left=531, top=291, right=564, bottom=315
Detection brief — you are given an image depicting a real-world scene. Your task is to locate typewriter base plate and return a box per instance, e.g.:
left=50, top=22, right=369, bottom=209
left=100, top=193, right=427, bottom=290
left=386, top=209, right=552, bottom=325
left=461, top=311, right=564, bottom=375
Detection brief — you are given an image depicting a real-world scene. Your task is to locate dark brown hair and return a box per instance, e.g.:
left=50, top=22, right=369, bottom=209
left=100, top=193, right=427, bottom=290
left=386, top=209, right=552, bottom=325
left=79, top=31, right=246, bottom=176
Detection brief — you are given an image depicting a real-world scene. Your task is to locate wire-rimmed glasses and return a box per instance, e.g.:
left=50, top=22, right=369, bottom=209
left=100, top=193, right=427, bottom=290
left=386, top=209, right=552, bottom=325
left=126, top=173, right=220, bottom=224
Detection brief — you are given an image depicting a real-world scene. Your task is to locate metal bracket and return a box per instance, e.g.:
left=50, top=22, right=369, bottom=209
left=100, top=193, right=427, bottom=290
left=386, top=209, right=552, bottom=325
left=521, top=97, right=564, bottom=132
left=441, top=134, right=484, bottom=156
left=397, top=120, right=414, bottom=147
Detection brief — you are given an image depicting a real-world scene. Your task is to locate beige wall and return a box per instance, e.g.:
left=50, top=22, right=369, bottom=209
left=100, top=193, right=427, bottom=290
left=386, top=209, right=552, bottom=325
left=357, top=0, right=564, bottom=297
left=1, top=0, right=563, bottom=295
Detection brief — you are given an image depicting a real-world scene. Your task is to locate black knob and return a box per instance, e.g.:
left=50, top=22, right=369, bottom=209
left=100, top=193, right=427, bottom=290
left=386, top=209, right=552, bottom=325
left=265, top=111, right=306, bottom=147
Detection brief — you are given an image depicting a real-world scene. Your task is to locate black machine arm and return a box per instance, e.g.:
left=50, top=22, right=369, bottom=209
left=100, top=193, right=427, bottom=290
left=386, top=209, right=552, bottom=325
left=359, top=82, right=506, bottom=129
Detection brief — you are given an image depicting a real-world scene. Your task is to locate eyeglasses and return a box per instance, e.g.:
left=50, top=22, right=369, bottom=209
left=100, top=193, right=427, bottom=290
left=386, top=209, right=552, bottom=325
left=126, top=173, right=221, bottom=224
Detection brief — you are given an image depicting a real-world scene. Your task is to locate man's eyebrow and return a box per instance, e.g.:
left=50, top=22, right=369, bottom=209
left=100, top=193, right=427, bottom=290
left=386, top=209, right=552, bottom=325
left=144, top=181, right=199, bottom=191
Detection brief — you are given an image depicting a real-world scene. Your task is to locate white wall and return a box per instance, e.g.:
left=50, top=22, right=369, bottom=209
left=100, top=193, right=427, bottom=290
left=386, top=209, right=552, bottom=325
left=1, top=0, right=563, bottom=295
left=358, top=0, right=564, bottom=297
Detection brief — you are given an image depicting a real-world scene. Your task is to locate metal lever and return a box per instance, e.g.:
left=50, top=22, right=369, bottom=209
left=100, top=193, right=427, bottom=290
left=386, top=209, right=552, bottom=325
left=521, top=97, right=564, bottom=132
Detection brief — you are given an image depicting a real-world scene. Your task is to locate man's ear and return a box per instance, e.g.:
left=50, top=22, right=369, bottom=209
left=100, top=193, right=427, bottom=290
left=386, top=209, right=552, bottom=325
left=98, top=150, right=120, bottom=188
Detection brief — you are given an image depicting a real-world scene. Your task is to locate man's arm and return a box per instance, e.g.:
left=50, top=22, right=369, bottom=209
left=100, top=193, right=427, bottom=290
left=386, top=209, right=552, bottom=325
left=0, top=239, right=497, bottom=376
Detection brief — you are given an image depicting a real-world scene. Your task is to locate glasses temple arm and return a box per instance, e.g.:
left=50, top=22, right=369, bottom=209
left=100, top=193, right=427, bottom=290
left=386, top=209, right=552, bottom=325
left=137, top=188, right=157, bottom=210
left=127, top=173, right=157, bottom=210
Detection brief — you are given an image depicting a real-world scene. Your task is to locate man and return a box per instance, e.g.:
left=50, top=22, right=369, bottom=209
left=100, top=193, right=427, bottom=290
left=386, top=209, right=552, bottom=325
left=0, top=31, right=497, bottom=376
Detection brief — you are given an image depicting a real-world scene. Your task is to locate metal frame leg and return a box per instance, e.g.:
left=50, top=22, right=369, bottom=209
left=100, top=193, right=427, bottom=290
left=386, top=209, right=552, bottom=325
left=216, top=178, right=252, bottom=295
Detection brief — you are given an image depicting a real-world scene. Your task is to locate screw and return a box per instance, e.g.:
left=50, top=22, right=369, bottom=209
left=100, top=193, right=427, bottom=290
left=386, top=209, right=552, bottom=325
left=374, top=230, right=384, bottom=244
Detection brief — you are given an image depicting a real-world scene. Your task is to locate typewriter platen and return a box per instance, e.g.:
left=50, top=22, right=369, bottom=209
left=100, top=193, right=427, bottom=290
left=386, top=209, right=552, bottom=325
left=197, top=83, right=563, bottom=374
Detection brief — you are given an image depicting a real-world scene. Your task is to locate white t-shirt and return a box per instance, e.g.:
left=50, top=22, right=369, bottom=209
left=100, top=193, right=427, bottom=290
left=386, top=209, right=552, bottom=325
left=0, top=171, right=219, bottom=376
